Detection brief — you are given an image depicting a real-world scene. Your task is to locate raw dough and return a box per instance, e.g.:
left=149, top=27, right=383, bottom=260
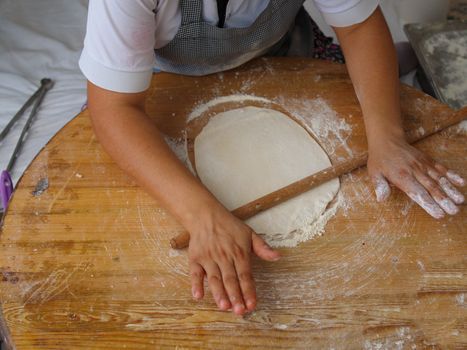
left=194, top=106, right=340, bottom=247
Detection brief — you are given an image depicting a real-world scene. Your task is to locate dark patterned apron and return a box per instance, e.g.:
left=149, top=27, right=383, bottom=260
left=154, top=0, right=305, bottom=75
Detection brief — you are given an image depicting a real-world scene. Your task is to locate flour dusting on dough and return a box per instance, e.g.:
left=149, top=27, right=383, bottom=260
left=274, top=96, right=354, bottom=159
left=265, top=194, right=342, bottom=248
left=188, top=94, right=271, bottom=122
left=185, top=95, right=346, bottom=247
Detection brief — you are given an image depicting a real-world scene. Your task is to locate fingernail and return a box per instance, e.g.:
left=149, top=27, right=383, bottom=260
left=427, top=169, right=439, bottom=180
left=447, top=171, right=465, bottom=187
left=246, top=299, right=255, bottom=309
left=269, top=253, right=281, bottom=261
left=234, top=304, right=245, bottom=315
left=192, top=288, right=200, bottom=299
left=440, top=177, right=465, bottom=204
left=438, top=198, right=459, bottom=216
left=219, top=299, right=229, bottom=310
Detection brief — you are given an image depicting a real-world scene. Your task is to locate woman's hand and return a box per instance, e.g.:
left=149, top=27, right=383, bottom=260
left=87, top=82, right=280, bottom=315
left=367, top=135, right=465, bottom=218
left=188, top=205, right=280, bottom=315
left=332, top=6, right=464, bottom=218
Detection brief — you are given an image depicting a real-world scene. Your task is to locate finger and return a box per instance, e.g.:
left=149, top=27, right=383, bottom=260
left=446, top=170, right=465, bottom=187
left=426, top=167, right=443, bottom=183
left=190, top=262, right=205, bottom=300
left=432, top=162, right=448, bottom=176
left=203, top=262, right=231, bottom=311
left=414, top=171, right=459, bottom=215
left=218, top=260, right=246, bottom=315
left=432, top=164, right=466, bottom=187
left=371, top=173, right=391, bottom=202
left=427, top=167, right=465, bottom=205
left=251, top=233, right=281, bottom=262
left=439, top=177, right=465, bottom=205
left=390, top=170, right=445, bottom=219
left=394, top=173, right=445, bottom=219
left=233, top=255, right=257, bottom=312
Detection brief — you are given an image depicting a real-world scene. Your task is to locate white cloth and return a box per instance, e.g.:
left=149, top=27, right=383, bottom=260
left=79, top=0, right=379, bottom=93
left=0, top=0, right=88, bottom=185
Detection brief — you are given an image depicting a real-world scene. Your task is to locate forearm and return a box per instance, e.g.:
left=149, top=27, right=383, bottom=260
left=87, top=82, right=281, bottom=315
left=334, top=7, right=404, bottom=148
left=88, top=90, right=222, bottom=229
left=332, top=10, right=465, bottom=218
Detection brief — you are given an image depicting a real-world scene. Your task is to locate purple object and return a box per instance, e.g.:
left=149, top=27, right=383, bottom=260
left=0, top=171, right=13, bottom=211
left=0, top=78, right=53, bottom=215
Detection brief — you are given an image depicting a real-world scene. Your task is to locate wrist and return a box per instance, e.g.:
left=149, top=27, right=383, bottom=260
left=179, top=196, right=229, bottom=234
left=366, top=122, right=406, bottom=150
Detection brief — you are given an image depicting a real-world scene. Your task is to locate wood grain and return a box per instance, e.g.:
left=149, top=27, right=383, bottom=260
left=0, top=58, right=465, bottom=349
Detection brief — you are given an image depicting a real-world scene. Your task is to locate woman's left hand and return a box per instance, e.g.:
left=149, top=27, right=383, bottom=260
left=367, top=136, right=465, bottom=218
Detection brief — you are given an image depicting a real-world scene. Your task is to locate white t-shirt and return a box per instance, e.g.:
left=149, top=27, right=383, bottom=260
left=79, top=0, right=379, bottom=93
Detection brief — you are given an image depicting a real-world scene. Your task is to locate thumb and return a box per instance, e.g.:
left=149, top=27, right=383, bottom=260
left=371, top=172, right=391, bottom=202
left=251, top=232, right=281, bottom=262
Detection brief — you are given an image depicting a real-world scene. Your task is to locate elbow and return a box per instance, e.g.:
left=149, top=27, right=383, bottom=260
left=86, top=80, right=147, bottom=129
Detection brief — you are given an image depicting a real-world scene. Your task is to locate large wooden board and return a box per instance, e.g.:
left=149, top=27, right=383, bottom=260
left=0, top=58, right=465, bottom=349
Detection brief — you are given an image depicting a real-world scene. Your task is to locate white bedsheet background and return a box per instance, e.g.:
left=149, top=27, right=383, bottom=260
left=0, top=0, right=88, bottom=185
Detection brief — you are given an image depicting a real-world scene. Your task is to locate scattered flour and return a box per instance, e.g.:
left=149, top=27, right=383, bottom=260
left=401, top=200, right=414, bottom=216
left=416, top=126, right=425, bottom=136
left=168, top=249, right=183, bottom=258
left=187, top=94, right=271, bottom=123
left=163, top=134, right=195, bottom=174
left=416, top=260, right=425, bottom=272
left=363, top=327, right=414, bottom=350
left=273, top=96, right=354, bottom=159
left=273, top=324, right=288, bottom=330
left=276, top=194, right=341, bottom=247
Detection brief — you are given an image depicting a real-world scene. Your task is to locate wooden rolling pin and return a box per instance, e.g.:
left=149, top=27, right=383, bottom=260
left=170, top=107, right=467, bottom=249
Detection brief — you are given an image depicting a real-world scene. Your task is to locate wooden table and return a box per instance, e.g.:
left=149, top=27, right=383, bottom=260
left=0, top=58, right=465, bottom=349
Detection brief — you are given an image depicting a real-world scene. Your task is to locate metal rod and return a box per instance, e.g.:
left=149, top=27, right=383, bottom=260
left=6, top=79, right=54, bottom=173
left=0, top=81, right=47, bottom=142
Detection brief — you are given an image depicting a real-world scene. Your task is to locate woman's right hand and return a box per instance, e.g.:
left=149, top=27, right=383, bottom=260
left=188, top=206, right=281, bottom=315
left=86, top=82, right=280, bottom=315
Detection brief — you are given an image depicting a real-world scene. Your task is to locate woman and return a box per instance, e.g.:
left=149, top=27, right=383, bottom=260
left=79, top=0, right=465, bottom=316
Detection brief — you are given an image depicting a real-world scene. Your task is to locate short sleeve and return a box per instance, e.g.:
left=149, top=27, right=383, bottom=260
left=79, top=0, right=157, bottom=93
left=313, top=0, right=379, bottom=27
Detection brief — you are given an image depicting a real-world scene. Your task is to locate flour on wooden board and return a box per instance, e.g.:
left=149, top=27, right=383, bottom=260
left=163, top=134, right=195, bottom=174
left=165, top=94, right=355, bottom=247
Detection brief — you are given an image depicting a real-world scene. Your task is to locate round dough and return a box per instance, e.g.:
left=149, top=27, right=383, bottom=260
left=194, top=106, right=340, bottom=247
